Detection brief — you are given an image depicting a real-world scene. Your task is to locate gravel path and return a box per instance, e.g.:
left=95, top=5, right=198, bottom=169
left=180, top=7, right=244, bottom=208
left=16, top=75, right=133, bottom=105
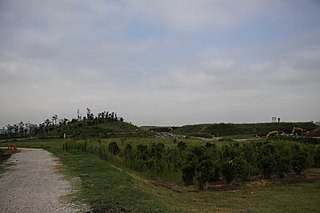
left=0, top=148, right=83, bottom=213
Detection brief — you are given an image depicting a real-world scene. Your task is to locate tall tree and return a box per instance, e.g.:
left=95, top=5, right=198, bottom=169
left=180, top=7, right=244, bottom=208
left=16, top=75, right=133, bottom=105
left=86, top=108, right=94, bottom=123
left=18, top=121, right=24, bottom=136
left=52, top=115, right=58, bottom=126
left=6, top=124, right=13, bottom=137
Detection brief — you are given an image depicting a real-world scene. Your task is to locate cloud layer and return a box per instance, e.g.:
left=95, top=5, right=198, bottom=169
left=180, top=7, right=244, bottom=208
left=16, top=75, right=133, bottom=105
left=1, top=0, right=320, bottom=126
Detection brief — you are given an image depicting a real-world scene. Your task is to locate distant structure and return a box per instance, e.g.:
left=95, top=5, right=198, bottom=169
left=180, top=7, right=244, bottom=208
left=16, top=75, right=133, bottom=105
left=272, top=117, right=281, bottom=123
left=316, top=122, right=320, bottom=126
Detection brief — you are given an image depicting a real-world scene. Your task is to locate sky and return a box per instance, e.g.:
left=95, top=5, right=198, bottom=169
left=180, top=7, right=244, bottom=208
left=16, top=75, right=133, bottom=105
left=0, top=0, right=320, bottom=127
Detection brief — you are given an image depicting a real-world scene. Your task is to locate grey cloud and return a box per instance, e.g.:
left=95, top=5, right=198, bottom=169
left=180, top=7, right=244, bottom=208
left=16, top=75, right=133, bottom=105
left=125, top=0, right=273, bottom=32
left=0, top=0, right=319, bottom=127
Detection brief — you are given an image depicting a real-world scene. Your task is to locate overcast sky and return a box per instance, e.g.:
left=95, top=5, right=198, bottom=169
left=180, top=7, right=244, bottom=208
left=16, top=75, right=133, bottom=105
left=0, top=0, right=319, bottom=127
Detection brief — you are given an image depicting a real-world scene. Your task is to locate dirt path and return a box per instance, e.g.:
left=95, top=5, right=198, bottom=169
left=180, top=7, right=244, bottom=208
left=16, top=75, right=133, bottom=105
left=0, top=148, right=83, bottom=213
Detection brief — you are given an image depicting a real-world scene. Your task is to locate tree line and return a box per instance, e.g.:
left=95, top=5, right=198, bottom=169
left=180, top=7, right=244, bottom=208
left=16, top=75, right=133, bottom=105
left=2, top=108, right=124, bottom=139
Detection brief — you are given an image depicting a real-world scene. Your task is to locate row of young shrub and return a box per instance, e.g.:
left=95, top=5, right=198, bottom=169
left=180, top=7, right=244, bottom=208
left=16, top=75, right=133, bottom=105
left=64, top=139, right=320, bottom=190
left=179, top=141, right=320, bottom=189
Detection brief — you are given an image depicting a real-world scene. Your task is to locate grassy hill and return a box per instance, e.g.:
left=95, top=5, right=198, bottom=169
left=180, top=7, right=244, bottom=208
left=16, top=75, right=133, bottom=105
left=48, top=121, right=151, bottom=138
left=173, top=122, right=318, bottom=137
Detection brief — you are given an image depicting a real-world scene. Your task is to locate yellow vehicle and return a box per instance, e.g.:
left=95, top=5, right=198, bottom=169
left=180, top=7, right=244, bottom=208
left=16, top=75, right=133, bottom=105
left=266, top=130, right=279, bottom=137
left=291, top=127, right=309, bottom=136
left=292, top=127, right=303, bottom=135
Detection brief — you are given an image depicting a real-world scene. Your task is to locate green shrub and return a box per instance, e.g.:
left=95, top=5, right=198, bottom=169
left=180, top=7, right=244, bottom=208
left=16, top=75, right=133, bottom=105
left=276, top=155, right=291, bottom=178
left=274, top=145, right=291, bottom=177
left=259, top=155, right=276, bottom=179
left=221, top=160, right=236, bottom=184
left=234, top=157, right=250, bottom=181
left=314, top=146, right=320, bottom=168
left=108, top=141, right=120, bottom=155
left=222, top=145, right=238, bottom=161
left=196, top=159, right=214, bottom=190
left=205, top=142, right=216, bottom=149
left=291, top=145, right=308, bottom=175
left=182, top=164, right=195, bottom=185
left=177, top=141, right=187, bottom=151
left=209, top=162, right=220, bottom=182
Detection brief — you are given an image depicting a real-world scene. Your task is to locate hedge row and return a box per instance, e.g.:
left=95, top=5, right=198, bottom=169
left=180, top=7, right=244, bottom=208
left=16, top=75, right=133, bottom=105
left=64, top=139, right=320, bottom=190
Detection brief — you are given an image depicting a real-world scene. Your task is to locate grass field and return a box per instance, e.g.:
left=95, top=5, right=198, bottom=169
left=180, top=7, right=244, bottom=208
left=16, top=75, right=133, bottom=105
left=173, top=122, right=318, bottom=137
left=55, top=150, right=169, bottom=212
left=2, top=138, right=320, bottom=212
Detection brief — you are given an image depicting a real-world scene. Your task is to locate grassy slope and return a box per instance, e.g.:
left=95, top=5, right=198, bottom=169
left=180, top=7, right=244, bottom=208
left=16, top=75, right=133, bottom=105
left=55, top=150, right=169, bottom=212
left=48, top=121, right=151, bottom=138
left=173, top=122, right=318, bottom=137
left=153, top=180, right=320, bottom=213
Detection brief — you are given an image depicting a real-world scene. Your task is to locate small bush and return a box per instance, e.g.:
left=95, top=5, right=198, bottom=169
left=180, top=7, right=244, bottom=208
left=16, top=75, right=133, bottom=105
left=291, top=145, right=308, bottom=175
left=259, top=155, right=276, bottom=179
left=234, top=157, right=250, bottom=181
left=182, top=164, right=195, bottom=185
left=108, top=142, right=120, bottom=155
left=221, top=160, right=236, bottom=184
left=177, top=141, right=187, bottom=151
left=196, top=159, right=214, bottom=190
left=314, top=146, right=320, bottom=168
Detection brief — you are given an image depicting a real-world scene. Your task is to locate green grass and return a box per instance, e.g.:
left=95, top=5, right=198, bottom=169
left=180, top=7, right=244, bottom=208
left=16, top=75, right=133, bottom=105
left=5, top=139, right=320, bottom=213
left=53, top=150, right=169, bottom=212
left=2, top=139, right=169, bottom=212
left=174, top=122, right=318, bottom=137
left=47, top=121, right=151, bottom=138
left=112, top=170, right=320, bottom=213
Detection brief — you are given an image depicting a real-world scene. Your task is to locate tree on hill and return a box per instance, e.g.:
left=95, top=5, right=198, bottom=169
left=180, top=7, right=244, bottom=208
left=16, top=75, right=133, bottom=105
left=52, top=115, right=58, bottom=126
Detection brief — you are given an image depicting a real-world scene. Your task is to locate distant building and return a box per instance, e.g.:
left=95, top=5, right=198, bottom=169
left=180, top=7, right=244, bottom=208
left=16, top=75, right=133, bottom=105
left=315, top=122, right=320, bottom=126
left=272, top=117, right=281, bottom=123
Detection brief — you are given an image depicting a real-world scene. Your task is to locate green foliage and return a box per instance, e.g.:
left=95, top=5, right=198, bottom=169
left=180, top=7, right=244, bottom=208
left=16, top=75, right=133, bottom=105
left=291, top=145, right=308, bottom=175
left=190, top=145, right=205, bottom=158
left=258, top=142, right=276, bottom=179
left=177, top=141, right=187, bottom=151
left=221, top=160, right=236, bottom=184
left=222, top=144, right=238, bottom=160
left=205, top=142, right=215, bottom=149
left=240, top=143, right=259, bottom=176
left=173, top=122, right=317, bottom=137
left=8, top=139, right=320, bottom=213
left=58, top=137, right=320, bottom=191
left=274, top=144, right=291, bottom=177
left=182, top=164, right=195, bottom=185
left=196, top=159, right=214, bottom=189
left=314, top=146, right=320, bottom=168
left=108, top=141, right=120, bottom=155
left=259, top=155, right=276, bottom=179
left=233, top=156, right=251, bottom=181
left=209, top=162, right=220, bottom=183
